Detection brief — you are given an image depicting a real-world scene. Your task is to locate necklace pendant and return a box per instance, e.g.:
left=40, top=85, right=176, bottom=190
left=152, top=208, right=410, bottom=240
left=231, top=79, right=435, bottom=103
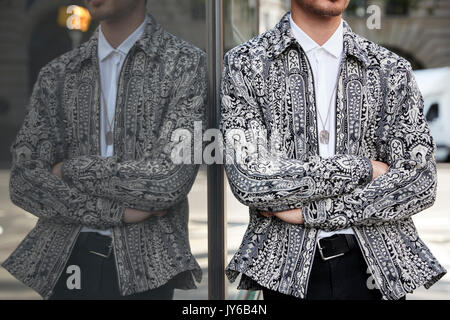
left=105, top=131, right=114, bottom=146
left=319, top=130, right=330, bottom=145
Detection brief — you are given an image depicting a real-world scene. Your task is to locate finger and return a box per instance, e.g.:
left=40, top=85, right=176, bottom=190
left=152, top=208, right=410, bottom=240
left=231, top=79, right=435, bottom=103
left=154, top=211, right=167, bottom=217
left=259, top=211, right=272, bottom=218
left=274, top=210, right=304, bottom=224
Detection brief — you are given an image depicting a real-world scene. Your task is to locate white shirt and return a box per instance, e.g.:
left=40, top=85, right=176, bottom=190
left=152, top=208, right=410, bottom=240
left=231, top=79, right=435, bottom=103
left=81, top=17, right=147, bottom=236
left=289, top=14, right=354, bottom=239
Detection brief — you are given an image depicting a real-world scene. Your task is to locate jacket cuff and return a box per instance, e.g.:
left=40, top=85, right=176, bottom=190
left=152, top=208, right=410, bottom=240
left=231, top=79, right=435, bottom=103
left=302, top=206, right=314, bottom=228
left=98, top=198, right=125, bottom=227
left=301, top=199, right=330, bottom=229
left=354, top=157, right=373, bottom=186
left=61, top=158, right=77, bottom=186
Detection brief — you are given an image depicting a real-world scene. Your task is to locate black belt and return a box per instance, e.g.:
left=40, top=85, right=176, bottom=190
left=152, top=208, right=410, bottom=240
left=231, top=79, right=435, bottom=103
left=316, top=234, right=357, bottom=261
left=77, top=232, right=113, bottom=259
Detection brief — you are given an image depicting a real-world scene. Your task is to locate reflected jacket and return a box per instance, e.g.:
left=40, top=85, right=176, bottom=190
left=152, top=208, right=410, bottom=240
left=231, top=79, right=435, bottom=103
left=221, top=13, right=446, bottom=300
left=2, top=14, right=206, bottom=299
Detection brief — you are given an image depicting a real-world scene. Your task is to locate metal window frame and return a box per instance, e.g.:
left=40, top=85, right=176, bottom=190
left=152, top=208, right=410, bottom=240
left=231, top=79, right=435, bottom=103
left=206, top=0, right=226, bottom=300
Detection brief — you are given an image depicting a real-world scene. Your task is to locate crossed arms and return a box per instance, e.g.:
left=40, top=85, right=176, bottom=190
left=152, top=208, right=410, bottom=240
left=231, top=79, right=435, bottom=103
left=10, top=56, right=207, bottom=229
left=220, top=53, right=437, bottom=231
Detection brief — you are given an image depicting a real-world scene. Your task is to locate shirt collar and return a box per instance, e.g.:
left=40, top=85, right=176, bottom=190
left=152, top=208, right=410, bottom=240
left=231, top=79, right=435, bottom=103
left=68, top=14, right=164, bottom=72
left=289, top=13, right=343, bottom=59
left=98, top=15, right=148, bottom=62
left=269, top=12, right=370, bottom=67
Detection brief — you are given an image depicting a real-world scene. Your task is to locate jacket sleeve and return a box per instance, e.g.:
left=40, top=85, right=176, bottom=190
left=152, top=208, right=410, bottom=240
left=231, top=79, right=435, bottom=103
left=220, top=52, right=373, bottom=213
left=60, top=53, right=207, bottom=212
left=302, top=64, right=437, bottom=231
left=10, top=66, right=125, bottom=229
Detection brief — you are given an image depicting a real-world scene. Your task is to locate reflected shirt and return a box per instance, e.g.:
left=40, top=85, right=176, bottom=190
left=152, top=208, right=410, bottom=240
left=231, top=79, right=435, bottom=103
left=81, top=17, right=147, bottom=236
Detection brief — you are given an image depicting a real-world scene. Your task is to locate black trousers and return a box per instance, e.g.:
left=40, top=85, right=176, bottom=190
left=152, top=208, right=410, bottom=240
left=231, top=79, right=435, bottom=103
left=263, top=235, right=405, bottom=300
left=49, top=232, right=175, bottom=300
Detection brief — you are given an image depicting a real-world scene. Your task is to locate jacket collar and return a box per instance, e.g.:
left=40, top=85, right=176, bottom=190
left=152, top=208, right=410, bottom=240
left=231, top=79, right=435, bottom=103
left=69, top=13, right=162, bottom=70
left=271, top=12, right=370, bottom=67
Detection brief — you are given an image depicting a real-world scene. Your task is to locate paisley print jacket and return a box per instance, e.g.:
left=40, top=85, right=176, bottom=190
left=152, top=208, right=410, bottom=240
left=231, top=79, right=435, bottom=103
left=221, top=13, right=446, bottom=300
left=3, top=14, right=206, bottom=299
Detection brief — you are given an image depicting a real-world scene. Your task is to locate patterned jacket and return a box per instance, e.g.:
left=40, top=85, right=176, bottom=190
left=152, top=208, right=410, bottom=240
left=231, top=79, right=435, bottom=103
left=2, top=14, right=206, bottom=299
left=221, top=13, right=446, bottom=300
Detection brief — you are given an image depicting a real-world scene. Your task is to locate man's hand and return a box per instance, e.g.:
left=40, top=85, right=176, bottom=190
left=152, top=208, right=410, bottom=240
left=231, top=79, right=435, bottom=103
left=259, top=211, right=275, bottom=218
left=52, top=162, right=63, bottom=178
left=259, top=208, right=304, bottom=225
left=371, top=160, right=389, bottom=181
left=52, top=162, right=167, bottom=223
left=123, top=208, right=167, bottom=224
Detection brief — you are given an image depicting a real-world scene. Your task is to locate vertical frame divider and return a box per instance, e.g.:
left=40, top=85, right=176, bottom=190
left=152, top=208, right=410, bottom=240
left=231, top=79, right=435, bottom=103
left=206, top=0, right=226, bottom=300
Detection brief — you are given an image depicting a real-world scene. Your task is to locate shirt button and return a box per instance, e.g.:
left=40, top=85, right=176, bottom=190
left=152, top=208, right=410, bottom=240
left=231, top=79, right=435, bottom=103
left=317, top=48, right=324, bottom=58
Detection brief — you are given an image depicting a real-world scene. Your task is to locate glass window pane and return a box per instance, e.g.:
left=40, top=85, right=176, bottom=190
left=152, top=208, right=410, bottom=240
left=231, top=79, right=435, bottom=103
left=0, top=0, right=208, bottom=300
left=222, top=0, right=450, bottom=301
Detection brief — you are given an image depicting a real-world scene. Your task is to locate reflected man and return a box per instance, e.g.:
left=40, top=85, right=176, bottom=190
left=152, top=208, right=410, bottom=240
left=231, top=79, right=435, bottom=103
left=3, top=0, right=206, bottom=299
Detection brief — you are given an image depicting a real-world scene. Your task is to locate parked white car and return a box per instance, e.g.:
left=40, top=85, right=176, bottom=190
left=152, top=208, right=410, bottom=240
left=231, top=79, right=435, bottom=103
left=414, top=67, right=450, bottom=162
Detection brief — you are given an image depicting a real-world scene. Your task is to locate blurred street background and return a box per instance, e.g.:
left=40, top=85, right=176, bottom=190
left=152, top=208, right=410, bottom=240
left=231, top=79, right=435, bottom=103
left=1, top=0, right=450, bottom=300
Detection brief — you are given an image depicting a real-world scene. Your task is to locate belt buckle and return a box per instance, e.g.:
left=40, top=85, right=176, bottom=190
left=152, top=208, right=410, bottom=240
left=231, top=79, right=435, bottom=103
left=317, top=238, right=345, bottom=261
left=88, top=238, right=113, bottom=259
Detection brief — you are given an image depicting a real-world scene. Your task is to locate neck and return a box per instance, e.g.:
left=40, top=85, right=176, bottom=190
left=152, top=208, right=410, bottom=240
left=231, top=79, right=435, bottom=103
left=100, top=7, right=146, bottom=49
left=291, top=4, right=342, bottom=46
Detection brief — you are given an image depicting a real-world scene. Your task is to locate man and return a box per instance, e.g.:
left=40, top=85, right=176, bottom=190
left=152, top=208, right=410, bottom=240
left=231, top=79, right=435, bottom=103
left=221, top=0, right=446, bottom=300
left=3, top=0, right=206, bottom=299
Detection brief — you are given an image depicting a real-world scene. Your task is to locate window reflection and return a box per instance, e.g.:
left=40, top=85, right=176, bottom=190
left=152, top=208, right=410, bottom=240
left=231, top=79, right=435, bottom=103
left=0, top=0, right=207, bottom=300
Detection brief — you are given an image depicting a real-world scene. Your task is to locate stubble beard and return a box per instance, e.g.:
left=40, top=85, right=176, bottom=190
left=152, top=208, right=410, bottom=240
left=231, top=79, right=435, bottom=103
left=85, top=0, right=141, bottom=23
left=295, top=0, right=349, bottom=17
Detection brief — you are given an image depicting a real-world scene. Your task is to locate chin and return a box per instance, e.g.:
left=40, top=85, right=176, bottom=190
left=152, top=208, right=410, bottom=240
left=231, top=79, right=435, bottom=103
left=88, top=10, right=111, bottom=21
left=297, top=0, right=350, bottom=17
left=85, top=0, right=113, bottom=21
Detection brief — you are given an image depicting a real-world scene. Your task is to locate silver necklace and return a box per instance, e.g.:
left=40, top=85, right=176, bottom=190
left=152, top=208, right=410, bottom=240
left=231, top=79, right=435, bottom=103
left=100, top=88, right=114, bottom=146
left=317, top=81, right=338, bottom=145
